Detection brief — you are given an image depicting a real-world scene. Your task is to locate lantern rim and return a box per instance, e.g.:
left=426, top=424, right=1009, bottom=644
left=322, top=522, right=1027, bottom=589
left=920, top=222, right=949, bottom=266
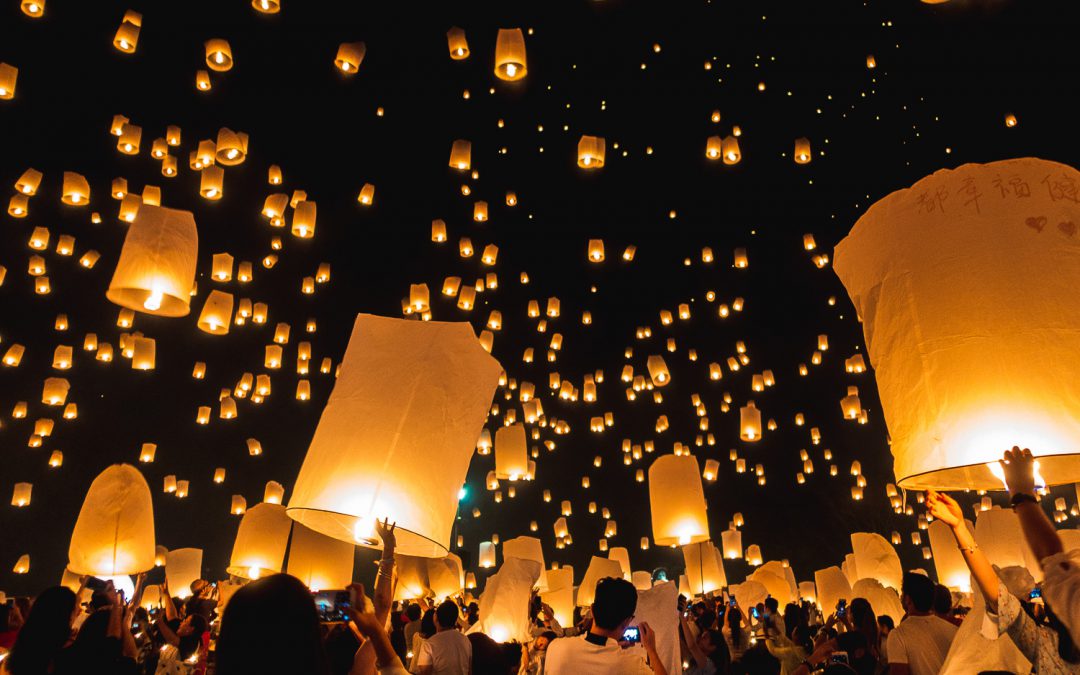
left=106, top=287, right=192, bottom=317
left=286, top=506, right=450, bottom=559
left=897, top=452, right=1080, bottom=491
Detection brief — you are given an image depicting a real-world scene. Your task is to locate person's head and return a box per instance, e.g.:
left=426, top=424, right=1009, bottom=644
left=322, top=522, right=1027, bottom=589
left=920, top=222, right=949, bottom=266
left=876, top=615, right=894, bottom=636
left=590, top=577, right=637, bottom=634
left=435, top=600, right=459, bottom=630
left=695, top=608, right=716, bottom=632
left=900, top=572, right=935, bottom=614
left=174, top=613, right=208, bottom=660
left=215, top=573, right=328, bottom=675
left=405, top=603, right=422, bottom=622
left=468, top=632, right=522, bottom=674
left=7, top=586, right=77, bottom=675
left=732, top=644, right=780, bottom=675
left=931, top=584, right=952, bottom=616
left=420, top=608, right=437, bottom=638
left=698, top=628, right=730, bottom=668
left=533, top=630, right=557, bottom=651
left=764, top=597, right=779, bottom=614
left=190, top=579, right=210, bottom=598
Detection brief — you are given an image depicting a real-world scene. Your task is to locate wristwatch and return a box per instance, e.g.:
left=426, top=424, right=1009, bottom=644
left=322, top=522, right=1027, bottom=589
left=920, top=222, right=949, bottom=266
left=1010, top=493, right=1037, bottom=508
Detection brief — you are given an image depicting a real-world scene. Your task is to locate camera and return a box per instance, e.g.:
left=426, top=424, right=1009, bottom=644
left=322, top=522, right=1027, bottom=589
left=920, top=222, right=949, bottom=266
left=830, top=651, right=850, bottom=665
left=313, top=590, right=352, bottom=623
left=621, top=626, right=641, bottom=644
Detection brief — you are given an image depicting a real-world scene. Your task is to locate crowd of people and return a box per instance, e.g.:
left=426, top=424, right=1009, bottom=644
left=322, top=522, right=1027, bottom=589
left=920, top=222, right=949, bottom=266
left=0, top=449, right=1076, bottom=675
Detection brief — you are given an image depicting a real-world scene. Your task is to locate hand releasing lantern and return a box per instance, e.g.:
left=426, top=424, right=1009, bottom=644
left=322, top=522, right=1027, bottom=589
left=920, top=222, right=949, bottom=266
left=287, top=314, right=502, bottom=557
left=834, top=158, right=1080, bottom=490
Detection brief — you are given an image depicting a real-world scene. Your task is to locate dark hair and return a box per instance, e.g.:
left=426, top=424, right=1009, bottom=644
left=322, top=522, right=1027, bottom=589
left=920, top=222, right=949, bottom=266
left=732, top=644, right=779, bottom=675
left=420, top=609, right=437, bottom=638
left=701, top=628, right=731, bottom=672
left=468, top=632, right=521, bottom=673
left=179, top=613, right=208, bottom=659
left=405, top=603, right=422, bottom=622
left=538, top=630, right=557, bottom=643
left=763, top=597, right=779, bottom=613
left=877, top=615, right=894, bottom=630
left=591, top=577, right=637, bottom=631
left=901, top=572, right=935, bottom=613
left=849, top=598, right=879, bottom=655
left=932, top=584, right=953, bottom=615
left=836, top=631, right=877, bottom=675
left=435, top=600, right=459, bottom=629
left=215, top=574, right=329, bottom=675
left=7, top=586, right=76, bottom=675
left=727, top=602, right=744, bottom=646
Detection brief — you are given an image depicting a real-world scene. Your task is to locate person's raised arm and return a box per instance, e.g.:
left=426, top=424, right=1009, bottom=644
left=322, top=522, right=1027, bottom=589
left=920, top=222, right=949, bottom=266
left=638, top=622, right=668, bottom=675
left=679, top=615, right=708, bottom=670
left=161, top=581, right=179, bottom=623
left=374, top=519, right=397, bottom=626
left=1001, top=447, right=1064, bottom=563
left=926, top=489, right=1001, bottom=610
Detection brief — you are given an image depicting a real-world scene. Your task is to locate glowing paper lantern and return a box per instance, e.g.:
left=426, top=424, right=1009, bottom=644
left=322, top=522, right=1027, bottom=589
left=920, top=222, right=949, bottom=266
left=0, top=63, right=14, bottom=99
left=467, top=558, right=541, bottom=643
left=11, top=483, right=31, bottom=506
left=335, top=42, right=366, bottom=73
left=447, top=27, right=469, bottom=59
left=794, top=137, right=811, bottom=164
left=494, top=28, right=527, bottom=81
left=495, top=423, right=529, bottom=480
left=928, top=519, right=973, bottom=591
left=264, top=481, right=285, bottom=504
left=287, top=314, right=501, bottom=557
left=61, top=172, right=90, bottom=205
left=682, top=542, right=727, bottom=595
left=974, top=507, right=1027, bottom=570
left=105, top=205, right=198, bottom=317
left=646, top=355, right=670, bottom=386
left=227, top=502, right=292, bottom=579
left=13, top=555, right=29, bottom=574
left=649, top=454, right=709, bottom=546
left=165, top=548, right=202, bottom=599
left=68, top=464, right=156, bottom=576
left=113, top=13, right=140, bottom=53
left=577, top=556, right=624, bottom=607
left=814, top=566, right=851, bottom=612
left=449, top=140, right=472, bottom=170
left=834, top=158, right=1080, bottom=489
left=740, top=401, right=762, bottom=441
left=205, top=39, right=234, bottom=71
left=850, top=532, right=903, bottom=591
left=286, top=522, right=354, bottom=591
left=577, top=135, right=606, bottom=169
left=198, top=290, right=234, bottom=334
left=721, top=527, right=742, bottom=559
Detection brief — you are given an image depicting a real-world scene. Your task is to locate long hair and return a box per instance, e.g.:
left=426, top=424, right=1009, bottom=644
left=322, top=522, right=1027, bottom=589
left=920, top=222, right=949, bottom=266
left=849, top=598, right=880, bottom=656
left=726, top=604, right=744, bottom=646
left=7, top=586, right=76, bottom=675
left=214, top=574, right=329, bottom=675
left=702, top=628, right=732, bottom=673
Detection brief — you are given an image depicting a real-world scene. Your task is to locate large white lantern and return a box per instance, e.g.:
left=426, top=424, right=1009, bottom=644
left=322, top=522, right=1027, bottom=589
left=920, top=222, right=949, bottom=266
left=106, top=205, right=198, bottom=317
left=834, top=158, right=1080, bottom=489
left=850, top=532, right=903, bottom=591
left=682, top=542, right=727, bottom=595
left=68, top=464, right=156, bottom=576
left=494, top=423, right=528, bottom=480
left=286, top=522, right=355, bottom=591
left=165, top=548, right=203, bottom=599
left=227, top=502, right=293, bottom=580
left=287, top=314, right=501, bottom=557
left=648, top=454, right=710, bottom=546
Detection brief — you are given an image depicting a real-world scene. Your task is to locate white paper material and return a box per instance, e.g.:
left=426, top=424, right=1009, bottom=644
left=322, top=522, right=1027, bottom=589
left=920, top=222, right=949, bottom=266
left=633, top=580, right=680, bottom=675
left=851, top=532, right=903, bottom=591
left=468, top=557, right=541, bottom=643
left=68, top=464, right=156, bottom=576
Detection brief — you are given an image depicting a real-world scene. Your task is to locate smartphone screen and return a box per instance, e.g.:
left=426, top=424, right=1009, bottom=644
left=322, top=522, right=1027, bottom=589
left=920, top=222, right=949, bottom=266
left=622, top=626, right=640, bottom=643
left=313, top=590, right=351, bottom=622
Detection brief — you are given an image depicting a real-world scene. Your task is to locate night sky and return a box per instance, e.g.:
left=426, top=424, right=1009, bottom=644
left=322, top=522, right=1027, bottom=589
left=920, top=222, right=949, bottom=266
left=1, top=0, right=1078, bottom=597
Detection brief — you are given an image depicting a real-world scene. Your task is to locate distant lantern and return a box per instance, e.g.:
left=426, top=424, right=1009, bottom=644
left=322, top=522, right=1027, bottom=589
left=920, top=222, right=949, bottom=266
left=357, top=183, right=375, bottom=205
left=649, top=454, right=710, bottom=546
left=494, top=28, right=527, bottom=81
left=198, top=290, right=234, bottom=334
left=227, top=502, right=292, bottom=579
left=745, top=545, right=763, bottom=566
left=683, top=542, right=727, bottom=595
left=588, top=239, right=605, bottom=262
left=577, top=136, right=606, bottom=169
left=286, top=522, right=354, bottom=591
left=214, top=468, right=226, bottom=483
left=106, top=206, right=199, bottom=317
left=740, top=401, right=762, bottom=441
left=286, top=314, right=501, bottom=557
left=264, top=481, right=286, bottom=505
left=292, top=200, right=317, bottom=238
left=734, top=248, right=749, bottom=268
left=195, top=70, right=212, bottom=91
left=496, top=424, right=529, bottom=480
left=703, top=459, right=720, bottom=481
left=447, top=26, right=469, bottom=59
left=473, top=201, right=488, bottom=222
left=1005, top=113, right=1018, bottom=128
left=0, top=63, right=15, bottom=99
left=706, top=136, right=723, bottom=159
left=13, top=555, right=29, bottom=574
left=432, top=219, right=448, bottom=242
left=42, top=377, right=70, bottom=406
left=49, top=450, right=63, bottom=468
left=131, top=337, right=155, bottom=370
left=449, top=140, right=472, bottom=170
left=216, top=128, right=248, bottom=165
left=164, top=548, right=202, bottom=598
left=11, top=483, right=32, bottom=507
left=794, top=137, right=811, bottom=164
left=834, top=157, right=1080, bottom=489
left=22, top=0, right=44, bottom=17
left=117, top=124, right=141, bottom=155
left=231, top=496, right=247, bottom=515
left=335, top=42, right=366, bottom=73
left=479, top=541, right=496, bottom=568
left=8, top=194, right=28, bottom=217
left=68, top=464, right=156, bottom=576
left=59, top=172, right=91, bottom=206
left=205, top=39, right=234, bottom=71
left=722, top=136, right=741, bottom=164
left=200, top=166, right=224, bottom=200
left=113, top=12, right=141, bottom=53
left=646, top=355, right=670, bottom=387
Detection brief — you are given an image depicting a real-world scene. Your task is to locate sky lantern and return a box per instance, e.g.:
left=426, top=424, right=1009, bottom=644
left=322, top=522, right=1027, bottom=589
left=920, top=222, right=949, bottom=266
left=494, top=28, right=527, bottom=81
left=106, top=206, right=198, bottom=317
left=165, top=548, right=202, bottom=599
left=850, top=532, right=903, bottom=591
left=287, top=314, right=501, bottom=557
left=835, top=158, right=1080, bottom=489
left=495, top=423, right=528, bottom=480
left=285, top=522, right=354, bottom=591
left=447, top=26, right=469, bottom=59
left=205, top=39, right=234, bottom=71
left=928, top=519, right=972, bottom=591
left=21, top=0, right=44, bottom=17
left=292, top=200, right=317, bottom=238
left=227, top=502, right=292, bottom=580
left=449, top=140, right=472, bottom=170
left=721, top=136, right=740, bottom=164
left=195, top=70, right=212, bottom=91
left=358, top=183, right=375, bottom=205
left=198, top=290, right=234, bottom=334
left=794, top=137, right=811, bottom=164
left=11, top=483, right=32, bottom=507
left=200, top=166, right=224, bottom=200
left=215, top=128, right=248, bottom=165
left=68, top=464, right=156, bottom=577
left=649, top=454, right=709, bottom=546
left=577, top=556, right=623, bottom=607
left=683, top=542, right=727, bottom=595
left=646, top=355, right=670, bottom=386
left=335, top=42, right=366, bottom=73
left=0, top=63, right=14, bottom=99
left=740, top=401, right=762, bottom=441
left=61, top=172, right=90, bottom=205
left=13, top=555, right=29, bottom=574
left=112, top=11, right=141, bottom=53
left=577, top=135, right=606, bottom=168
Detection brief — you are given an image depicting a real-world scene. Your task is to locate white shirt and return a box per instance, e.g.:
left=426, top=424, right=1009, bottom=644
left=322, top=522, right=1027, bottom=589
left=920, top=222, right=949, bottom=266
left=544, top=634, right=654, bottom=675
left=1043, top=550, right=1080, bottom=649
left=416, top=629, right=471, bottom=675
left=886, top=614, right=958, bottom=675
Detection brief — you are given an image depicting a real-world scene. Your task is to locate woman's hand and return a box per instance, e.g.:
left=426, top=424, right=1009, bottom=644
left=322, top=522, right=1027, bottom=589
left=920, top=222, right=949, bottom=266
left=376, top=519, right=396, bottom=555
left=344, top=583, right=381, bottom=637
left=1001, top=447, right=1036, bottom=497
left=926, top=489, right=964, bottom=529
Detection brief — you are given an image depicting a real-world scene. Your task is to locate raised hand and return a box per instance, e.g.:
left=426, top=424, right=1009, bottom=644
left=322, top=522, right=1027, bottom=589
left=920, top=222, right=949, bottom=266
left=925, top=489, right=964, bottom=528
left=376, top=518, right=397, bottom=553
left=1000, top=447, right=1036, bottom=497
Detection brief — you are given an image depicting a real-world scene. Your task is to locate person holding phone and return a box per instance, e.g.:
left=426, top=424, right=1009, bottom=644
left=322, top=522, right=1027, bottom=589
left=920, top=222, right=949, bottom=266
left=722, top=600, right=750, bottom=662
left=543, top=577, right=667, bottom=675
left=678, top=613, right=730, bottom=674
left=926, top=486, right=1080, bottom=672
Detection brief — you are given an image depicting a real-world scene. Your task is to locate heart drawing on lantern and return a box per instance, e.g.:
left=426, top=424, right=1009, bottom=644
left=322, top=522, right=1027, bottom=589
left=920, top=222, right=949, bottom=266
left=1025, top=216, right=1047, bottom=232
left=1057, top=221, right=1077, bottom=237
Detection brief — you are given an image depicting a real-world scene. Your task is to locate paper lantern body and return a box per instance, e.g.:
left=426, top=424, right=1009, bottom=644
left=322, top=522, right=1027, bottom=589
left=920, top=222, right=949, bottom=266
left=495, top=423, right=528, bottom=480
left=814, top=566, right=852, bottom=613
left=649, top=454, right=710, bottom=546
left=68, top=464, right=156, bottom=576
left=544, top=567, right=575, bottom=626
left=577, top=556, right=624, bottom=607
left=503, top=536, right=547, bottom=590
left=286, top=522, right=355, bottom=591
left=427, top=553, right=465, bottom=599
left=106, top=206, right=198, bottom=317
left=494, top=28, right=527, bottom=81
left=834, top=158, right=1080, bottom=489
left=682, top=542, right=727, bottom=595
left=287, top=315, right=501, bottom=557
left=227, top=502, right=293, bottom=579
left=721, top=528, right=742, bottom=559
left=467, top=558, right=541, bottom=643
left=165, top=548, right=203, bottom=599
left=974, top=507, right=1027, bottom=570
left=632, top=571, right=653, bottom=590
left=850, top=532, right=903, bottom=591
left=928, top=519, right=973, bottom=591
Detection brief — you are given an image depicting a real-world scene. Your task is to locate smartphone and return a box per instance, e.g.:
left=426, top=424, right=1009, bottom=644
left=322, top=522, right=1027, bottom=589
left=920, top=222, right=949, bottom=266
left=1029, top=587, right=1042, bottom=600
left=729, top=598, right=737, bottom=608
left=830, top=651, right=850, bottom=665
left=836, top=599, right=847, bottom=617
left=314, top=590, right=352, bottom=622
left=751, top=607, right=760, bottom=620
left=621, top=626, right=641, bottom=644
